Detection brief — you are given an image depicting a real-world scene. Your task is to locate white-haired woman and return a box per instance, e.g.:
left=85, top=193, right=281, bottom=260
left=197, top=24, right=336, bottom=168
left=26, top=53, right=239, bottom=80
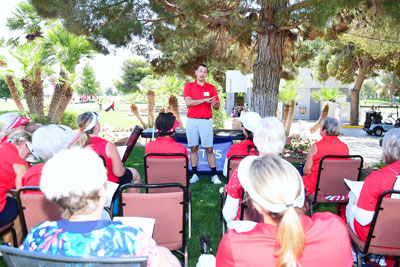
left=347, top=128, right=400, bottom=243
left=222, top=117, right=286, bottom=225
left=21, top=124, right=78, bottom=188
left=77, top=111, right=140, bottom=186
left=0, top=112, right=30, bottom=144
left=217, top=155, right=353, bottom=266
left=302, top=117, right=349, bottom=195
left=22, top=148, right=180, bottom=266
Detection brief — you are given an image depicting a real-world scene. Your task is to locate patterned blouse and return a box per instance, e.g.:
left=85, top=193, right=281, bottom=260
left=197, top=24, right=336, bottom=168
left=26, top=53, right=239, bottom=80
left=22, top=219, right=156, bottom=261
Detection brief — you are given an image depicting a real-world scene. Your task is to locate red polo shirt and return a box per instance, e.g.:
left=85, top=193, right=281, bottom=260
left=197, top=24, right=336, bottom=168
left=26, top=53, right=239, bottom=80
left=226, top=139, right=258, bottom=159
left=353, top=161, right=400, bottom=242
left=21, top=163, right=45, bottom=193
left=0, top=142, right=27, bottom=211
left=184, top=81, right=219, bottom=119
left=145, top=137, right=188, bottom=158
left=216, top=212, right=353, bottom=267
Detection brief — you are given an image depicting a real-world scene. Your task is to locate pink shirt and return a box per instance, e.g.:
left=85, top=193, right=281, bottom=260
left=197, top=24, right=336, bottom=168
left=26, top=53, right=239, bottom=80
left=217, top=212, right=353, bottom=267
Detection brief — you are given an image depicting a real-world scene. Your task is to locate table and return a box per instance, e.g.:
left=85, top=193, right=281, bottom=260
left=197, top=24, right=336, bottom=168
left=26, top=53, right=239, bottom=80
left=141, top=128, right=245, bottom=141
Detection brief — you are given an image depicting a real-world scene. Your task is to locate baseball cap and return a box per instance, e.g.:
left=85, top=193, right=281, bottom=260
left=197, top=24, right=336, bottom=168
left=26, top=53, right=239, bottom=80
left=240, top=112, right=262, bottom=132
left=2, top=113, right=31, bottom=132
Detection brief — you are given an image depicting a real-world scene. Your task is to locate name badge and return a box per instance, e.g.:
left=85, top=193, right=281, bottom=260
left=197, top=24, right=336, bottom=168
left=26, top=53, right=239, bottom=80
left=204, top=92, right=210, bottom=97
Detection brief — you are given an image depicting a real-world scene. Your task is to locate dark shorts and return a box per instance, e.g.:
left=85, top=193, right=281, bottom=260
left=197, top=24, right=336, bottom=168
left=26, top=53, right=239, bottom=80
left=0, top=197, right=18, bottom=227
left=117, top=168, right=133, bottom=186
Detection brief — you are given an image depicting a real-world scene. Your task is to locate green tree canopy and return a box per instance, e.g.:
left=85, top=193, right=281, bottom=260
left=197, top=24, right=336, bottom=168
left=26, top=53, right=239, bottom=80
left=0, top=79, right=11, bottom=101
left=75, top=63, right=101, bottom=96
left=114, top=59, right=152, bottom=94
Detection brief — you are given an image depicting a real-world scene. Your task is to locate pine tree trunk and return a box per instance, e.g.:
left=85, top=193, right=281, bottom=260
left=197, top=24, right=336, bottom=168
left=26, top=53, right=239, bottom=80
left=54, top=86, right=74, bottom=123
left=286, top=101, right=295, bottom=135
left=350, top=68, right=366, bottom=125
left=282, top=104, right=290, bottom=129
left=251, top=1, right=287, bottom=117
left=310, top=103, right=330, bottom=133
left=5, top=76, right=26, bottom=114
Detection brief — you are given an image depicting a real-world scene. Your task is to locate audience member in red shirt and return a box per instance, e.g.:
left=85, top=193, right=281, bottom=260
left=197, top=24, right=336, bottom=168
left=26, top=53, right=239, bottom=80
left=145, top=112, right=188, bottom=157
left=223, top=117, right=286, bottom=224
left=302, top=117, right=349, bottom=195
left=217, top=155, right=353, bottom=267
left=223, top=111, right=261, bottom=178
left=77, top=111, right=140, bottom=186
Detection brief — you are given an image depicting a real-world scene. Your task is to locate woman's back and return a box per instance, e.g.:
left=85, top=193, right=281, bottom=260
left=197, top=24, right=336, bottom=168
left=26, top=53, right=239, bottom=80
left=216, top=212, right=353, bottom=267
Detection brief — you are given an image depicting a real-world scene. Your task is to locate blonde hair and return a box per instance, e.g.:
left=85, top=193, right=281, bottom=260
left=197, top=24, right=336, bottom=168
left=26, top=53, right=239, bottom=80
left=246, top=155, right=305, bottom=267
left=70, top=131, right=91, bottom=148
left=77, top=111, right=98, bottom=134
left=7, top=130, right=32, bottom=146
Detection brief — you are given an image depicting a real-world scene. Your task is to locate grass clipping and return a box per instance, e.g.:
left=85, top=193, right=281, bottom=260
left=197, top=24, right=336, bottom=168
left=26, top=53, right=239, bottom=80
left=168, top=95, right=183, bottom=128
left=147, top=90, right=155, bottom=127
left=130, top=103, right=147, bottom=128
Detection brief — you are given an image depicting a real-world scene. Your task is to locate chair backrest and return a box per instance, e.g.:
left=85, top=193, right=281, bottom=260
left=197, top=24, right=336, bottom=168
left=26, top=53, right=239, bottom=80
left=240, top=192, right=263, bottom=223
left=118, top=183, right=186, bottom=252
left=313, top=155, right=363, bottom=201
left=0, top=245, right=147, bottom=267
left=16, top=187, right=62, bottom=239
left=144, top=153, right=188, bottom=193
left=227, top=155, right=246, bottom=183
left=364, top=190, right=400, bottom=251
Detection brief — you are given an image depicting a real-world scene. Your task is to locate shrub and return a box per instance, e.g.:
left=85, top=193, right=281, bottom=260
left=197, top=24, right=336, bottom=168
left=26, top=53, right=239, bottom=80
left=59, top=111, right=78, bottom=129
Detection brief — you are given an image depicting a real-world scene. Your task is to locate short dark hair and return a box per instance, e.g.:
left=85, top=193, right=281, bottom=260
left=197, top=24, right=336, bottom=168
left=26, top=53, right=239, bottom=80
left=155, top=112, right=176, bottom=136
left=196, top=63, right=208, bottom=71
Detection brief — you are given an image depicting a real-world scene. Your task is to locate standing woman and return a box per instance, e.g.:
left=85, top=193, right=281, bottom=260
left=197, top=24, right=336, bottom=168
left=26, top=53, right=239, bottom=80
left=77, top=111, right=140, bottom=186
left=217, top=155, right=353, bottom=267
left=0, top=130, right=36, bottom=244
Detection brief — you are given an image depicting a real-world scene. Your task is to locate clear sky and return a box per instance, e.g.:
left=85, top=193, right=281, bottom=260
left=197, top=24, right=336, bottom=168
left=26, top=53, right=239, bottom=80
left=0, top=1, right=141, bottom=90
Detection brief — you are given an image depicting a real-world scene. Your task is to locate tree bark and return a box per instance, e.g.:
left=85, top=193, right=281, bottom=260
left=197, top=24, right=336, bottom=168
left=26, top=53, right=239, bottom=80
left=251, top=1, right=287, bottom=117
left=350, top=68, right=367, bottom=125
left=54, top=86, right=74, bottom=123
left=310, top=103, right=330, bottom=133
left=5, top=76, right=26, bottom=114
left=286, top=100, right=295, bottom=135
left=282, top=103, right=290, bottom=129
left=48, top=82, right=67, bottom=123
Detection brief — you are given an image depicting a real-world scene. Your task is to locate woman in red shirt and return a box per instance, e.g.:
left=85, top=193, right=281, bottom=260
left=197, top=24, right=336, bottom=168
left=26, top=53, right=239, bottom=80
left=77, top=111, right=140, bottom=186
left=302, top=117, right=349, bottom=195
left=222, top=112, right=261, bottom=178
left=217, top=155, right=353, bottom=267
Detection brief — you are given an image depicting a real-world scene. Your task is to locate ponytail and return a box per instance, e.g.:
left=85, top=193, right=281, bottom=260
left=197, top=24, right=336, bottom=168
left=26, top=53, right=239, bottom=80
left=276, top=206, right=305, bottom=267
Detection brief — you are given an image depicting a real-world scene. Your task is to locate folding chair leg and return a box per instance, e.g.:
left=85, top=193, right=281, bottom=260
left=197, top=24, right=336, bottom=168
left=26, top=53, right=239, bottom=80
left=308, top=199, right=314, bottom=216
left=356, top=251, right=362, bottom=267
left=10, top=227, right=18, bottom=248
left=188, top=200, right=192, bottom=239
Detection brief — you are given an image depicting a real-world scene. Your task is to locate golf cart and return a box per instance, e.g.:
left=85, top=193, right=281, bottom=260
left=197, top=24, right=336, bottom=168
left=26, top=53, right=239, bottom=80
left=363, top=105, right=400, bottom=136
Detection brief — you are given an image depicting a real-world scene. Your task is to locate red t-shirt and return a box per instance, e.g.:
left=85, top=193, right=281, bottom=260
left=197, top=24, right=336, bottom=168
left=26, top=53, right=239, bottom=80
left=353, top=161, right=400, bottom=242
left=145, top=136, right=188, bottom=158
left=21, top=163, right=45, bottom=194
left=216, top=212, right=353, bottom=267
left=225, top=168, right=243, bottom=221
left=226, top=139, right=258, bottom=159
left=183, top=81, right=219, bottom=119
left=90, top=136, right=119, bottom=183
left=302, top=135, right=349, bottom=194
left=0, top=142, right=27, bottom=211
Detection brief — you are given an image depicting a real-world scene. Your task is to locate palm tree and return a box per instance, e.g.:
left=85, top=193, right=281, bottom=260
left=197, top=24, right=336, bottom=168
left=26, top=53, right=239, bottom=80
left=46, top=25, right=94, bottom=123
left=9, top=41, right=55, bottom=123
left=279, top=78, right=304, bottom=135
left=310, top=87, right=345, bottom=133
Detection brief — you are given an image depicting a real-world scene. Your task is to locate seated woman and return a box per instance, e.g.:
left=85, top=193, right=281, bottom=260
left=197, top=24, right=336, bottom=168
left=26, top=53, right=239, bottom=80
left=145, top=112, right=188, bottom=157
left=346, top=128, right=400, bottom=243
left=0, top=130, right=37, bottom=245
left=77, top=111, right=140, bottom=186
left=302, top=117, right=349, bottom=195
left=22, top=148, right=180, bottom=266
left=21, top=124, right=79, bottom=188
left=216, top=155, right=353, bottom=267
left=222, top=111, right=261, bottom=178
left=222, top=117, right=286, bottom=225
left=0, top=112, right=31, bottom=144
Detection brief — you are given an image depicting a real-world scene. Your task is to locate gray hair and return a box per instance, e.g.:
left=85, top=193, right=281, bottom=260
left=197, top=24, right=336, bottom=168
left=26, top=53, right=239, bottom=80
left=382, top=128, right=400, bottom=164
left=41, top=148, right=107, bottom=219
left=253, top=117, right=286, bottom=155
left=32, top=124, right=77, bottom=161
left=7, top=130, right=32, bottom=146
left=322, top=117, right=341, bottom=136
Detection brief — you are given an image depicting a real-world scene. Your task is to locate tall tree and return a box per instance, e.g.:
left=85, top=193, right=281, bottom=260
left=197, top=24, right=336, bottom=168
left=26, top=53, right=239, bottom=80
left=381, top=72, right=400, bottom=103
left=75, top=63, right=101, bottom=96
left=114, top=59, right=152, bottom=94
left=31, top=0, right=400, bottom=117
